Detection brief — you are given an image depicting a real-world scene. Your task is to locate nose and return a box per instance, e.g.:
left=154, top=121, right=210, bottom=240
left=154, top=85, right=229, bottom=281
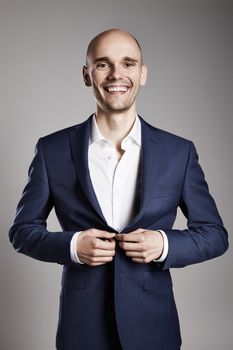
left=107, top=64, right=123, bottom=80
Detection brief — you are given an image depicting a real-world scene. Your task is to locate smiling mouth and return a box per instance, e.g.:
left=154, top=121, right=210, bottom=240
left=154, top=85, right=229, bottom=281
left=103, top=85, right=130, bottom=93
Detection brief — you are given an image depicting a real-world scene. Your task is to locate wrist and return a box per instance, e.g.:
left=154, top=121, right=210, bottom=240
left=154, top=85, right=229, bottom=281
left=153, top=230, right=169, bottom=262
left=70, top=231, right=84, bottom=264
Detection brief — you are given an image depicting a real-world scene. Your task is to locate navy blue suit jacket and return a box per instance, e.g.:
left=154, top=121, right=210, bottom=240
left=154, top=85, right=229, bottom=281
left=9, top=115, right=228, bottom=350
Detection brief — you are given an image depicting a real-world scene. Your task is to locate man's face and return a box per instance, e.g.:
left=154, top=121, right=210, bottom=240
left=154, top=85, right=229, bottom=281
left=83, top=32, right=147, bottom=114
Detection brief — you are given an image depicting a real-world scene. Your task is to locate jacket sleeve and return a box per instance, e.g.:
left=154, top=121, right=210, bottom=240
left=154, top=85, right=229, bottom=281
left=162, top=141, right=229, bottom=270
left=9, top=139, right=76, bottom=265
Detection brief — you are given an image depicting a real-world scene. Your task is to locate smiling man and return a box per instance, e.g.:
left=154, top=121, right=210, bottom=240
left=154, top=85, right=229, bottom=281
left=9, top=29, right=228, bottom=350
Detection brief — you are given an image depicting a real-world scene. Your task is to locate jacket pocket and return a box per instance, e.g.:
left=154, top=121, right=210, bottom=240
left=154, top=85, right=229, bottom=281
left=143, top=271, right=173, bottom=291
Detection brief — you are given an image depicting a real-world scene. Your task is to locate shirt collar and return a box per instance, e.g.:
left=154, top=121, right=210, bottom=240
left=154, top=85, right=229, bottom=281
left=89, top=114, right=141, bottom=146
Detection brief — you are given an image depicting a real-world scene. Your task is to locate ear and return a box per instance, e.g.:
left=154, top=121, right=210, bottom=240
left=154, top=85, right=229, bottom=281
left=83, top=66, right=92, bottom=87
left=140, top=64, right=147, bottom=86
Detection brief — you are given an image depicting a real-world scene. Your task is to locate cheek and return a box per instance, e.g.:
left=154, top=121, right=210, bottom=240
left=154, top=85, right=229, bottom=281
left=130, top=72, right=143, bottom=86
left=91, top=79, right=102, bottom=94
left=92, top=71, right=107, bottom=84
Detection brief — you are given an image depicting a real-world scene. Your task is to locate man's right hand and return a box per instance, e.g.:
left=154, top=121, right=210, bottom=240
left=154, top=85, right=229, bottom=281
left=76, top=229, right=116, bottom=266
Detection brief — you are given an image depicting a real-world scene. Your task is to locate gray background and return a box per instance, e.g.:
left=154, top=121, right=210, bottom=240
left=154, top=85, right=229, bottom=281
left=1, top=0, right=232, bottom=349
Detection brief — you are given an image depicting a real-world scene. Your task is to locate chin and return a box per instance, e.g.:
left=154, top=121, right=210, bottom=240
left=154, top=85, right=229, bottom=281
left=104, top=102, right=134, bottom=112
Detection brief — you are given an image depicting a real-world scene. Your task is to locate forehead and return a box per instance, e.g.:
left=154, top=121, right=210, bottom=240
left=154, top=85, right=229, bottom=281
left=87, top=32, right=142, bottom=63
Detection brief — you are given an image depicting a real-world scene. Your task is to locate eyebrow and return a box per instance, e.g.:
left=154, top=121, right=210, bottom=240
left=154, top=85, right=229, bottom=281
left=93, top=57, right=109, bottom=64
left=93, top=56, right=139, bottom=64
left=123, top=56, right=139, bottom=63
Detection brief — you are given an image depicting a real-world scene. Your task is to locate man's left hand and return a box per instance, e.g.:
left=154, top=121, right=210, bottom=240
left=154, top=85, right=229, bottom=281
left=115, top=228, right=164, bottom=263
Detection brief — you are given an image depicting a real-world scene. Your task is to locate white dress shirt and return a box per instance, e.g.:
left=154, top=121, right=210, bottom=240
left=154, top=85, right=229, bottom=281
left=70, top=114, right=168, bottom=264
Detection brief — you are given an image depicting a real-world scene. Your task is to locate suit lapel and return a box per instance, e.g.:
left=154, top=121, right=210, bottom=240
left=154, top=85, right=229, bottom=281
left=69, top=115, right=108, bottom=225
left=124, top=116, right=161, bottom=231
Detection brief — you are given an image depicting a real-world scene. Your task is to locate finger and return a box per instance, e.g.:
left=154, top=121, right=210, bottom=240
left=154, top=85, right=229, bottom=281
left=88, top=256, right=114, bottom=264
left=115, top=228, right=144, bottom=239
left=118, top=242, right=144, bottom=251
left=116, top=233, right=145, bottom=243
left=116, top=228, right=144, bottom=236
left=89, top=262, right=107, bottom=266
left=125, top=251, right=147, bottom=258
left=131, top=257, right=151, bottom=264
left=84, top=261, right=111, bottom=267
left=92, top=249, right=115, bottom=257
left=131, top=258, right=146, bottom=264
left=131, top=252, right=155, bottom=264
left=94, top=230, right=116, bottom=239
left=94, top=238, right=116, bottom=250
left=88, top=261, right=112, bottom=266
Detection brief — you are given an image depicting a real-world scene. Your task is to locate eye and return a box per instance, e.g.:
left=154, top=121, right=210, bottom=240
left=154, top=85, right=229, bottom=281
left=96, top=62, right=110, bottom=70
left=124, top=62, right=136, bottom=68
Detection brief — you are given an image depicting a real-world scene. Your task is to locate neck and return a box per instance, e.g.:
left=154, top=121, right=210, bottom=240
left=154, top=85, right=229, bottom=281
left=95, top=106, right=137, bottom=149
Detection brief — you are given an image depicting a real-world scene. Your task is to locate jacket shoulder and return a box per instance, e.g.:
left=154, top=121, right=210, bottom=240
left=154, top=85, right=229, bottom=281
left=140, top=117, right=191, bottom=147
left=36, top=117, right=91, bottom=150
left=41, top=119, right=87, bottom=141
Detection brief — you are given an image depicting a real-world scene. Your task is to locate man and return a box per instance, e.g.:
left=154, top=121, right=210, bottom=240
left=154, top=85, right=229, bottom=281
left=9, top=29, right=228, bottom=350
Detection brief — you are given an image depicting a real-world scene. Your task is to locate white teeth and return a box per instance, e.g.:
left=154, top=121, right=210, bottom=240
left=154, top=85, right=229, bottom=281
left=106, top=86, right=128, bottom=92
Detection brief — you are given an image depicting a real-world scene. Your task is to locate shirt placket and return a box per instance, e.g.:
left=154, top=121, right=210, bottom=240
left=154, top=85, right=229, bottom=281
left=103, top=142, right=118, bottom=229
left=112, top=141, right=131, bottom=232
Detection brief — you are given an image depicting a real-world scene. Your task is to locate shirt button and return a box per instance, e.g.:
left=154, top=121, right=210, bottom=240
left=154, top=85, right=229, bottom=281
left=107, top=155, right=112, bottom=160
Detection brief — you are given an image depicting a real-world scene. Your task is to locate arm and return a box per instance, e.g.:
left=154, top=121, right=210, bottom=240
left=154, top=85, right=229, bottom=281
left=9, top=139, right=76, bottom=265
left=162, top=141, right=228, bottom=269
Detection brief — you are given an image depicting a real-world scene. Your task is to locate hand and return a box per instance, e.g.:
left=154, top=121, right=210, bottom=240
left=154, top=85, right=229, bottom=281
left=115, top=228, right=164, bottom=263
left=76, top=229, right=116, bottom=266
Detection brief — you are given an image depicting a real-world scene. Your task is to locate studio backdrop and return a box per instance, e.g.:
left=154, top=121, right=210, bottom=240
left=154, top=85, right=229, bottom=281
left=0, top=0, right=232, bottom=349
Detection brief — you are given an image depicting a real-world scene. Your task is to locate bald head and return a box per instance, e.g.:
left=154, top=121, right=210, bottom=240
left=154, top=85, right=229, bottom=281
left=85, top=29, right=143, bottom=66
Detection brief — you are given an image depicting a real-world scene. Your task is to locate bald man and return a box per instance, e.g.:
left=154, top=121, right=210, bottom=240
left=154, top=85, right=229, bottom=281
left=9, top=29, right=228, bottom=350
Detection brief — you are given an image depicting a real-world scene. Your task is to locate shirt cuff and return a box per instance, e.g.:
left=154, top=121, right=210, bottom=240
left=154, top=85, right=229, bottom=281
left=70, top=231, right=84, bottom=264
left=153, top=230, right=169, bottom=262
